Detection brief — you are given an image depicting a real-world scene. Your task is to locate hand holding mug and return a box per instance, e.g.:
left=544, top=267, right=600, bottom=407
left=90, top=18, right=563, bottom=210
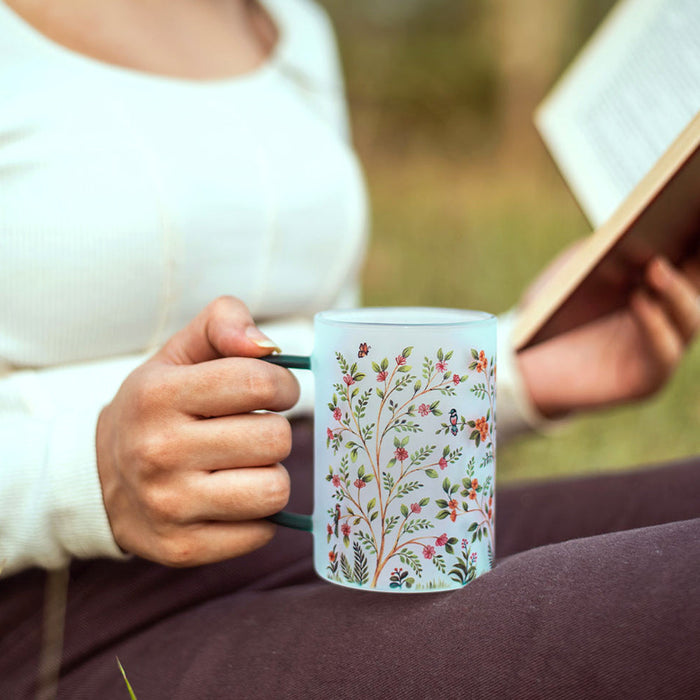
left=96, top=296, right=299, bottom=567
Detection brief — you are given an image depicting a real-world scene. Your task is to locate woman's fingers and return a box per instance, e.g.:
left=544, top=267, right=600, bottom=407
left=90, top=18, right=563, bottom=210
left=152, top=519, right=278, bottom=567
left=188, top=463, right=291, bottom=522
left=646, top=257, right=700, bottom=343
left=630, top=289, right=684, bottom=378
left=153, top=295, right=281, bottom=366
left=141, top=463, right=290, bottom=526
left=175, top=413, right=293, bottom=470
left=171, top=357, right=300, bottom=417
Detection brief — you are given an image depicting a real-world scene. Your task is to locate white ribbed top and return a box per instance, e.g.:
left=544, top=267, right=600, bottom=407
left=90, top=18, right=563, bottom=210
left=0, top=0, right=368, bottom=368
left=0, top=0, right=368, bottom=575
left=0, top=0, right=543, bottom=576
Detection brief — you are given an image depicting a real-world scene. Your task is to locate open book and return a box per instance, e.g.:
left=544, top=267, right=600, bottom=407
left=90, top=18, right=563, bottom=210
left=513, top=0, right=700, bottom=350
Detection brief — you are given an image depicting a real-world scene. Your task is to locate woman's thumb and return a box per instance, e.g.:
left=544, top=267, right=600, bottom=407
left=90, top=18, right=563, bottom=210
left=152, top=296, right=281, bottom=365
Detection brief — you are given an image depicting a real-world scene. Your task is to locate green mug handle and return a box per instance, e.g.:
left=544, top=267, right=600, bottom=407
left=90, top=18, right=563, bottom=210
left=260, top=354, right=314, bottom=532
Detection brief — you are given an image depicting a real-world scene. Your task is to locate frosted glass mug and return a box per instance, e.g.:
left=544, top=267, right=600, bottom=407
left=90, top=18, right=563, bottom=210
left=265, top=307, right=496, bottom=593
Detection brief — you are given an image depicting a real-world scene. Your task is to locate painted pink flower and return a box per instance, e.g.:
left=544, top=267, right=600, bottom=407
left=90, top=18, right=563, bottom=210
left=410, top=503, right=421, bottom=514
left=327, top=524, right=333, bottom=535
left=435, top=533, right=448, bottom=547
left=394, top=447, right=409, bottom=462
left=376, top=370, right=388, bottom=382
left=343, top=374, right=354, bottom=386
left=417, top=403, right=430, bottom=417
left=438, top=457, right=448, bottom=470
left=354, top=478, right=366, bottom=489
left=422, top=545, right=436, bottom=560
left=396, top=355, right=407, bottom=366
left=331, top=474, right=341, bottom=488
left=436, top=360, right=447, bottom=373
left=341, top=523, right=351, bottom=537
left=333, top=407, right=342, bottom=421
left=326, top=427, right=334, bottom=440
left=452, top=373, right=461, bottom=385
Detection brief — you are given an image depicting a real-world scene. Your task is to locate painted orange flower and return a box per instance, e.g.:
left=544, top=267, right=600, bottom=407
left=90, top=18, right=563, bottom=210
left=449, top=509, right=457, bottom=522
left=475, top=416, right=489, bottom=441
left=448, top=499, right=458, bottom=509
left=469, top=489, right=477, bottom=500
left=328, top=550, right=337, bottom=562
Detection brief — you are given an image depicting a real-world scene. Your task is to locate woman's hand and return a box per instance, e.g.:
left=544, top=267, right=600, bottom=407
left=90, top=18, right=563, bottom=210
left=96, top=296, right=300, bottom=567
left=517, top=253, right=700, bottom=419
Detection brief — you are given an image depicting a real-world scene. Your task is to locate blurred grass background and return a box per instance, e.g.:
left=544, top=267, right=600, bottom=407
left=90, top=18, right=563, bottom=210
left=318, top=0, right=700, bottom=482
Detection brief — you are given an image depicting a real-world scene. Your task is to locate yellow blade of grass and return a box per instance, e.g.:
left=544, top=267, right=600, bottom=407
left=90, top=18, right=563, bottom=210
left=116, top=658, right=138, bottom=700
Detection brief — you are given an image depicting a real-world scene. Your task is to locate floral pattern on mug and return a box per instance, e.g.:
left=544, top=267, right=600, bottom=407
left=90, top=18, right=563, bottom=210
left=324, top=345, right=495, bottom=590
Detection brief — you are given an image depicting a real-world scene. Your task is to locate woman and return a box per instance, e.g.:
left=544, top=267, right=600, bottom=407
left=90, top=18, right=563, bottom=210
left=1, top=0, right=698, bottom=697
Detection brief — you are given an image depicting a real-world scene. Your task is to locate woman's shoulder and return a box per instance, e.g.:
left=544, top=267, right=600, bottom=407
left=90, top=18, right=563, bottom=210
left=267, top=0, right=343, bottom=86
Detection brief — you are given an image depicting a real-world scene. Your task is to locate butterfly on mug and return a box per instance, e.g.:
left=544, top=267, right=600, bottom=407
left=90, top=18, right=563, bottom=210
left=357, top=342, right=371, bottom=358
left=449, top=408, right=459, bottom=436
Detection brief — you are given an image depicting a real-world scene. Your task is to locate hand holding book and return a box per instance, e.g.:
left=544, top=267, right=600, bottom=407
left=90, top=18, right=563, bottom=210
left=515, top=247, right=700, bottom=418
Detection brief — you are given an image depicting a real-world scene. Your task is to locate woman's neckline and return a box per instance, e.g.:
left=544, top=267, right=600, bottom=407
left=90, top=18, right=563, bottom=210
left=0, top=0, right=288, bottom=89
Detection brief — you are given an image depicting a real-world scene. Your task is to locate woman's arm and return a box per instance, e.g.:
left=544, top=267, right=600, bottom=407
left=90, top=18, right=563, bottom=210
left=0, top=297, right=301, bottom=576
left=517, top=254, right=700, bottom=419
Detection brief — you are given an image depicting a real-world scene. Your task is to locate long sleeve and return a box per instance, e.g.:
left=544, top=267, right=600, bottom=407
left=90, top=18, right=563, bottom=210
left=0, top=354, right=148, bottom=577
left=496, top=309, right=555, bottom=443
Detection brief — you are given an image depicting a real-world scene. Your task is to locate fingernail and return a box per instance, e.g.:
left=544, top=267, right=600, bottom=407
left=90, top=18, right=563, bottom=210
left=650, top=257, right=671, bottom=286
left=245, top=325, right=282, bottom=353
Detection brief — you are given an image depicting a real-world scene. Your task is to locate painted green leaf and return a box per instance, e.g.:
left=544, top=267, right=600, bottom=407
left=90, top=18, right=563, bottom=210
left=402, top=346, right=413, bottom=358
left=340, top=553, right=353, bottom=582
left=419, top=497, right=430, bottom=507
left=401, top=504, right=409, bottom=518
left=425, top=469, right=438, bottom=478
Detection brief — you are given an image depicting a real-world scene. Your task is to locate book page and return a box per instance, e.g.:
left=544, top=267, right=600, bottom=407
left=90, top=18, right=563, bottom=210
left=536, top=0, right=700, bottom=227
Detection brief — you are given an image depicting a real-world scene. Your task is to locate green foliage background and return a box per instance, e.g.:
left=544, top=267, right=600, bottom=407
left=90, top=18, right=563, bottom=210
left=318, top=0, right=700, bottom=482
